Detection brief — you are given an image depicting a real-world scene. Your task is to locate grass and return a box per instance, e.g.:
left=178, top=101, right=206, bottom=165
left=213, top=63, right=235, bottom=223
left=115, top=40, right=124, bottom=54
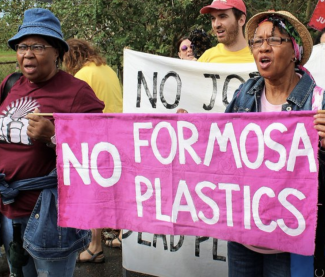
left=0, top=50, right=16, bottom=62
left=0, top=50, right=17, bottom=82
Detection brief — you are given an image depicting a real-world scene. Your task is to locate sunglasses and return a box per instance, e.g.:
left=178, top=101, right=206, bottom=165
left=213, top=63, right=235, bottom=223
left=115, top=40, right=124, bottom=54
left=180, top=45, right=194, bottom=51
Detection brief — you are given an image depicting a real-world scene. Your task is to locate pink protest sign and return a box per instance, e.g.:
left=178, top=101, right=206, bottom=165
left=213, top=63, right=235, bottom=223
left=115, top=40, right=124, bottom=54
left=55, top=111, right=319, bottom=255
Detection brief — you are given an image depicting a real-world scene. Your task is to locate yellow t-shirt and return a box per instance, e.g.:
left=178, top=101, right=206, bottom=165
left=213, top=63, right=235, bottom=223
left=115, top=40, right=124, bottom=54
left=198, top=43, right=254, bottom=63
left=75, top=62, right=123, bottom=113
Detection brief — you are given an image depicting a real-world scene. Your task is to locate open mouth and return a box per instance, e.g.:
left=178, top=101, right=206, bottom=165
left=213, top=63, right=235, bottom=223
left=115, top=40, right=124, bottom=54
left=259, top=57, right=271, bottom=69
left=260, top=58, right=270, bottom=63
left=24, top=64, right=37, bottom=73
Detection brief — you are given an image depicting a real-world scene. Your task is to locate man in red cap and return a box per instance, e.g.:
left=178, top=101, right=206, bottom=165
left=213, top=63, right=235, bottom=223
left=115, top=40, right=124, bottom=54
left=198, top=0, right=254, bottom=63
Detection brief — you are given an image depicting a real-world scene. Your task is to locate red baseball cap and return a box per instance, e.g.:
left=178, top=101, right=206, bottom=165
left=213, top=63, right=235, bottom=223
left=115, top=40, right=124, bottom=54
left=200, top=0, right=246, bottom=15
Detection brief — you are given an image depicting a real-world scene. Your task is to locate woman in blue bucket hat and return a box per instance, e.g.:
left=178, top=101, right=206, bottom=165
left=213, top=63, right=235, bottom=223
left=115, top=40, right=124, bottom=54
left=0, top=8, right=104, bottom=276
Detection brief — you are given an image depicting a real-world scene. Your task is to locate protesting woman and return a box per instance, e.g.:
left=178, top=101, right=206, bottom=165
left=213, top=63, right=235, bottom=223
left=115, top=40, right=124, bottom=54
left=64, top=38, right=123, bottom=114
left=225, top=10, right=325, bottom=277
left=177, top=37, right=196, bottom=61
left=0, top=8, right=104, bottom=276
left=176, top=29, right=212, bottom=61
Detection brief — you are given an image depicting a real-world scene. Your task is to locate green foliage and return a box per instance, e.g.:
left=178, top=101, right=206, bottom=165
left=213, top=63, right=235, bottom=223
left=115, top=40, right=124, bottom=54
left=49, top=0, right=214, bottom=72
left=0, top=0, right=49, bottom=50
left=245, top=0, right=318, bottom=24
left=0, top=0, right=320, bottom=71
left=1, top=0, right=213, bottom=69
left=244, top=0, right=319, bottom=40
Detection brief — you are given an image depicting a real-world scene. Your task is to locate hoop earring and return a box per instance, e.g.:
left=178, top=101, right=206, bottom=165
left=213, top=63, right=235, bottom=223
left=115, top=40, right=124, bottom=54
left=291, top=57, right=297, bottom=63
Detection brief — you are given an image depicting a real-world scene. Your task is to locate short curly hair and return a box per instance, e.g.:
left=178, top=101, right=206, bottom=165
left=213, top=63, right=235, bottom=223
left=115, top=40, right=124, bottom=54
left=189, top=29, right=212, bottom=59
left=63, top=38, right=106, bottom=75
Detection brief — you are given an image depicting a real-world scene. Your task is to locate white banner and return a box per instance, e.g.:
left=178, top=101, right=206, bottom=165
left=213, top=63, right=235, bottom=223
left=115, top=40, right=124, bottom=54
left=305, top=43, right=325, bottom=89
left=122, top=232, right=227, bottom=277
left=123, top=49, right=258, bottom=113
left=122, top=49, right=257, bottom=277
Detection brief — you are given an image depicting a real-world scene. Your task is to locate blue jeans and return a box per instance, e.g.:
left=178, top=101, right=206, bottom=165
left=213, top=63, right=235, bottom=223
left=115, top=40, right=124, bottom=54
left=1, top=215, right=77, bottom=277
left=228, top=241, right=291, bottom=277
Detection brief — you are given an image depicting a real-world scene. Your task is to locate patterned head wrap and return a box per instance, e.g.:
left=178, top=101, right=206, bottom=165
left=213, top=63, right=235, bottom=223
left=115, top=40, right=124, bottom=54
left=246, top=11, right=313, bottom=66
left=256, top=15, right=313, bottom=78
left=258, top=16, right=303, bottom=64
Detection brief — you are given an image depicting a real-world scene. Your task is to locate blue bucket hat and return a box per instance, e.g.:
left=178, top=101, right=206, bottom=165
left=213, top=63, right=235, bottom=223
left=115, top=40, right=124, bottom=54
left=8, top=8, right=69, bottom=52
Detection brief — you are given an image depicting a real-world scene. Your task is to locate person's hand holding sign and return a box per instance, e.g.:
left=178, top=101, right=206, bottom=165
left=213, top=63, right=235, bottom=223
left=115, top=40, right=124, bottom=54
left=26, top=108, right=55, bottom=144
left=314, top=111, right=325, bottom=148
left=176, top=108, right=188, bottom=113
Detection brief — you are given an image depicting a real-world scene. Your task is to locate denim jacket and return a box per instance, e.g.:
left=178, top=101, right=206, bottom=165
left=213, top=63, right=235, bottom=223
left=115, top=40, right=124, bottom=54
left=225, top=70, right=320, bottom=113
left=226, top=70, right=325, bottom=277
left=23, top=187, right=90, bottom=260
left=0, top=169, right=90, bottom=260
left=0, top=169, right=58, bottom=205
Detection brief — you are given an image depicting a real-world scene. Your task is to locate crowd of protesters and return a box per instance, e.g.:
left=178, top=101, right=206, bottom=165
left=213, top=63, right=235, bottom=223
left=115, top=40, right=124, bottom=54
left=1, top=0, right=325, bottom=276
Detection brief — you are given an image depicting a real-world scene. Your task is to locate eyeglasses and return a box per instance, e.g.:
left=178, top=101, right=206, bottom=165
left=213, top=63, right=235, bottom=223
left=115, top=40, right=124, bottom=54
left=180, top=45, right=193, bottom=51
left=249, top=37, right=291, bottom=48
left=15, top=44, right=53, bottom=55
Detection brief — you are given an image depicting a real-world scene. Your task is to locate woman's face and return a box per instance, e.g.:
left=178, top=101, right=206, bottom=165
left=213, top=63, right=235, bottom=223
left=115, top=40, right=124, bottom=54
left=178, top=39, right=195, bottom=60
left=251, top=21, right=295, bottom=81
left=16, top=35, right=59, bottom=83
